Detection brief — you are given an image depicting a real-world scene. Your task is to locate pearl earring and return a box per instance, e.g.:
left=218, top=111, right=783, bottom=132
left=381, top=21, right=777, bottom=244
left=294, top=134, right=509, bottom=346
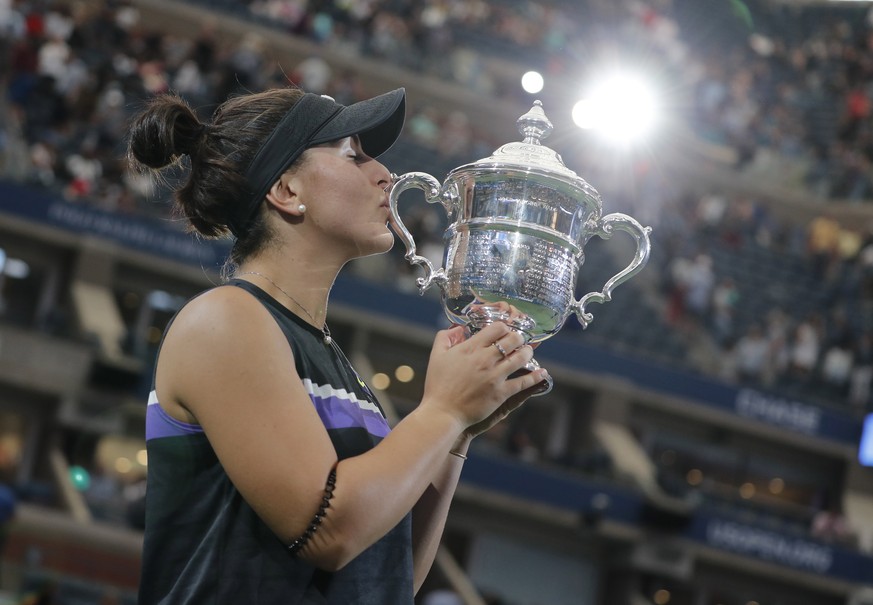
left=297, top=204, right=306, bottom=214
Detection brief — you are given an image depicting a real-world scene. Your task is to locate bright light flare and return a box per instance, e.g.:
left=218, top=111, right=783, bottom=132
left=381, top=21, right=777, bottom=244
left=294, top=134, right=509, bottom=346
left=572, top=74, right=660, bottom=145
left=521, top=71, right=544, bottom=94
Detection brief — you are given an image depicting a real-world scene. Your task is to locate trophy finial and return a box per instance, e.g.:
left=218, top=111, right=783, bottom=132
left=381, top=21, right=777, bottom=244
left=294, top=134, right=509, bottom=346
left=517, top=100, right=554, bottom=145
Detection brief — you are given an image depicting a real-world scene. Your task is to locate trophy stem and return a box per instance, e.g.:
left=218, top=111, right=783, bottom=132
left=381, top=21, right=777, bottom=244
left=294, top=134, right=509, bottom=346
left=465, top=306, right=537, bottom=341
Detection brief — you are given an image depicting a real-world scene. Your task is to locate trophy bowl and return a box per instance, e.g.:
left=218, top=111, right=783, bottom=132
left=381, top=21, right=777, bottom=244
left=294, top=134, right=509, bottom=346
left=389, top=101, right=652, bottom=392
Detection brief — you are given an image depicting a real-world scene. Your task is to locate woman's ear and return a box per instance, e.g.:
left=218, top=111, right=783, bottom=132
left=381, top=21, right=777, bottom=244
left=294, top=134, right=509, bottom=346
left=265, top=175, right=306, bottom=217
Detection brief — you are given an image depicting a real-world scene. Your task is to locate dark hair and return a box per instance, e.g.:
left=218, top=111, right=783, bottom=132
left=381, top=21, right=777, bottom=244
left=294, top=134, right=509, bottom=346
left=126, top=87, right=306, bottom=267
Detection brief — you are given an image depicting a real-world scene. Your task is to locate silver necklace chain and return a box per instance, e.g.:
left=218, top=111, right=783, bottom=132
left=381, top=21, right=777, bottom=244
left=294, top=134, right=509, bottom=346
left=236, top=271, right=332, bottom=345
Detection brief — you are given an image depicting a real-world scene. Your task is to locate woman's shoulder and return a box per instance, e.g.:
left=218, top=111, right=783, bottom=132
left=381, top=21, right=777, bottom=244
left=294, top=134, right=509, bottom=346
left=174, top=282, right=265, bottom=328
left=161, top=283, right=283, bottom=360
left=154, top=283, right=295, bottom=417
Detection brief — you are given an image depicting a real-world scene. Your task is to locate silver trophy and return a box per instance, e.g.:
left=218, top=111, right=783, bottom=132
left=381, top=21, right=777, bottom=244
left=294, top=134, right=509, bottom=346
left=389, top=101, right=652, bottom=393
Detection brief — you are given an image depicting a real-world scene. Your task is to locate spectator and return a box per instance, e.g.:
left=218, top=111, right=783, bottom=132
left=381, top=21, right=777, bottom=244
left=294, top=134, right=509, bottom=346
left=820, top=339, right=854, bottom=394
left=811, top=491, right=855, bottom=546
left=292, top=55, right=332, bottom=94
left=437, top=110, right=474, bottom=161
left=665, top=255, right=692, bottom=325
left=731, top=324, right=770, bottom=385
left=684, top=254, right=715, bottom=319
left=807, top=213, right=841, bottom=279
left=0, top=481, right=16, bottom=584
left=788, top=315, right=822, bottom=381
left=850, top=332, right=873, bottom=411
left=711, top=277, right=739, bottom=345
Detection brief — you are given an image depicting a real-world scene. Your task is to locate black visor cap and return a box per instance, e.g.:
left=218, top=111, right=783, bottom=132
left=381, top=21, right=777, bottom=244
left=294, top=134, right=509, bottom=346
left=310, top=88, right=406, bottom=158
left=233, top=88, right=406, bottom=238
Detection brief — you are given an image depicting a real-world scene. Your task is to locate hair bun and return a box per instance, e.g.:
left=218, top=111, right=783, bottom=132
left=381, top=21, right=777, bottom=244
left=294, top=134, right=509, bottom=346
left=176, top=122, right=208, bottom=156
left=128, top=95, right=206, bottom=169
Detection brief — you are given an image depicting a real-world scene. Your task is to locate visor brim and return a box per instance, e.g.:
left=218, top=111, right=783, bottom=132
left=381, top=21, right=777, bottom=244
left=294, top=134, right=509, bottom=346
left=310, top=88, right=406, bottom=158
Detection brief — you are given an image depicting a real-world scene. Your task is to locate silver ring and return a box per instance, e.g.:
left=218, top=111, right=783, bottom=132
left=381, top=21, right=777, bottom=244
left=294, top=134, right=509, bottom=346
left=493, top=341, right=508, bottom=357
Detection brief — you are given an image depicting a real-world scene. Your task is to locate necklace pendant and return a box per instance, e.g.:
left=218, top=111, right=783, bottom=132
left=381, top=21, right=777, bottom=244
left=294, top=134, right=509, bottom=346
left=323, top=334, right=332, bottom=346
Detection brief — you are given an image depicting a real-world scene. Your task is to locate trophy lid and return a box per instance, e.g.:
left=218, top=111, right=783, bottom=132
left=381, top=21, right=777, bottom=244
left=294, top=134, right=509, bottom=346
left=469, top=100, right=589, bottom=186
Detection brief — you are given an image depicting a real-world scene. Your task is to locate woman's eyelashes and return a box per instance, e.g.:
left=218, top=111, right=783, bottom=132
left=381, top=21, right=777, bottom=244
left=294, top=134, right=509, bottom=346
left=338, top=137, right=369, bottom=163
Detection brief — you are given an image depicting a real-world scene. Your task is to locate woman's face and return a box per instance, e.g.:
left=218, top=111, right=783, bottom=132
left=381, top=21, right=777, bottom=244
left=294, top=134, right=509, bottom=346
left=292, top=136, right=395, bottom=259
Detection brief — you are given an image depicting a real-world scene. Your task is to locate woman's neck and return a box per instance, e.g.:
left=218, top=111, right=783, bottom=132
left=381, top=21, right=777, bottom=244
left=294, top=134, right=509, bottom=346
left=236, top=253, right=336, bottom=329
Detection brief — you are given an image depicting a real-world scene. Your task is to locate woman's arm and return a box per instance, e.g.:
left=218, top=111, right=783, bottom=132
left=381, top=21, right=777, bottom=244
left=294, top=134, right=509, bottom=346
left=409, top=372, right=549, bottom=591
left=156, top=287, right=546, bottom=571
left=410, top=435, right=471, bottom=592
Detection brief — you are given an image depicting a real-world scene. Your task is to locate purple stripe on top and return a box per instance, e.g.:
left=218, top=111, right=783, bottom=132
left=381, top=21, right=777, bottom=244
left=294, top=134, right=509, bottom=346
left=146, top=391, right=204, bottom=441
left=145, top=386, right=388, bottom=442
left=310, top=393, right=390, bottom=438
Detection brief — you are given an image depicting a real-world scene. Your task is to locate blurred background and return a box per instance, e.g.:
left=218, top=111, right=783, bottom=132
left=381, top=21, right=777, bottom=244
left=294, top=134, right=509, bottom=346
left=1, top=0, right=873, bottom=603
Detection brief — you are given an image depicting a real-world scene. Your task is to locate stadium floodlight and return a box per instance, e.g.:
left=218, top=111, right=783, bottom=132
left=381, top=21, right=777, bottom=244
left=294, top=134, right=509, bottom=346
left=521, top=70, right=544, bottom=94
left=571, top=73, right=660, bottom=146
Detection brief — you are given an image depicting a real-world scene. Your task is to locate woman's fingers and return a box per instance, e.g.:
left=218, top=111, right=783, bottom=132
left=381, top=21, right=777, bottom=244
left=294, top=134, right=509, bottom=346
left=507, top=364, right=551, bottom=395
left=425, top=322, right=550, bottom=430
left=439, top=325, right=468, bottom=349
left=448, top=323, right=535, bottom=378
left=466, top=323, right=526, bottom=353
left=440, top=321, right=545, bottom=394
left=502, top=344, right=535, bottom=374
left=468, top=321, right=512, bottom=346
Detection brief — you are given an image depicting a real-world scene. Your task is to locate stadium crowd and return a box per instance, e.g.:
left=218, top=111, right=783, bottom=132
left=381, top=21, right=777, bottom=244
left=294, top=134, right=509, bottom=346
left=224, top=0, right=873, bottom=202
left=0, top=0, right=872, bottom=417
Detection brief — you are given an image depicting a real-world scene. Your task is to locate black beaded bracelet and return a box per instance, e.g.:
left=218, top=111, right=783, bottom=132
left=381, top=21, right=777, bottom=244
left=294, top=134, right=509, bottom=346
left=287, top=466, right=337, bottom=556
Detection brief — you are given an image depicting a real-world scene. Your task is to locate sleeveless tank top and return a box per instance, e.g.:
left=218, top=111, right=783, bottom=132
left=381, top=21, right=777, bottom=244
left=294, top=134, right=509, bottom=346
left=138, top=280, right=414, bottom=604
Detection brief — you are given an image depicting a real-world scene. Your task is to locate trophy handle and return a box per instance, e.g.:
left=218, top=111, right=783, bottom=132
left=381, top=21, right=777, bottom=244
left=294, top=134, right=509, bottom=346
left=571, top=213, right=652, bottom=329
left=388, top=172, right=449, bottom=295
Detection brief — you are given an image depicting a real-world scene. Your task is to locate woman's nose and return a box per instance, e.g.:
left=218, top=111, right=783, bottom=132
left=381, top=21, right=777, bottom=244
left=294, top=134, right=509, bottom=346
left=377, top=168, right=396, bottom=193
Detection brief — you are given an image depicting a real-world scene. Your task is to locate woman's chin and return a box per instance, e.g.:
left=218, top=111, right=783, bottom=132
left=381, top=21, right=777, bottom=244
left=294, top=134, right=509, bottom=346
left=354, top=229, right=395, bottom=258
left=374, top=231, right=396, bottom=255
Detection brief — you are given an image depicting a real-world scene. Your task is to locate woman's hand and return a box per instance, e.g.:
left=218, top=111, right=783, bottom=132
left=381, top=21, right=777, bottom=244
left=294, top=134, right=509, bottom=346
left=461, top=367, right=550, bottom=439
left=420, top=322, right=549, bottom=431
